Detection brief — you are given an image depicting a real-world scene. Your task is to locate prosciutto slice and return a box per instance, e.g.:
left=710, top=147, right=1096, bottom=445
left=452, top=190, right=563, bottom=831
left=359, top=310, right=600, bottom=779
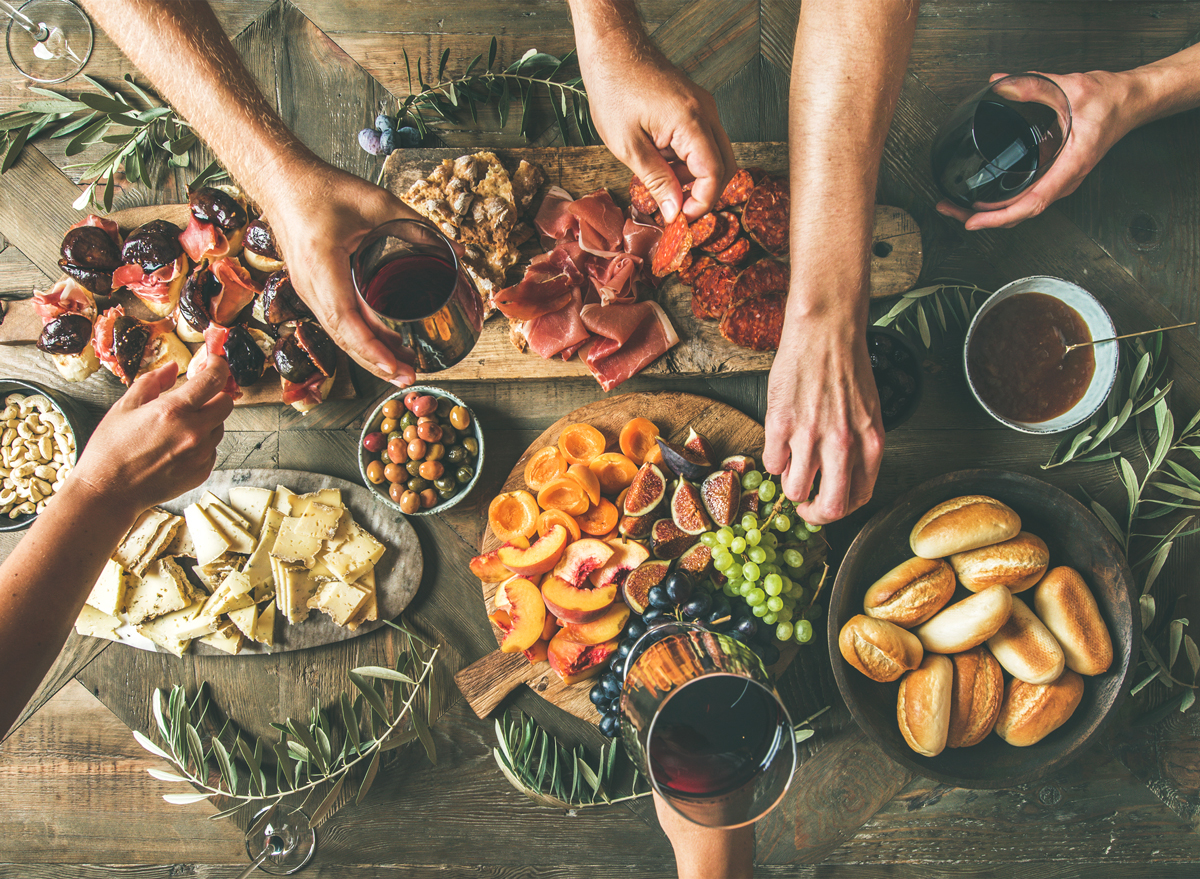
left=69, top=214, right=121, bottom=246
left=281, top=373, right=327, bottom=407
left=587, top=253, right=641, bottom=306
left=524, top=288, right=590, bottom=360
left=112, top=257, right=184, bottom=311
left=493, top=253, right=579, bottom=321
left=180, top=213, right=231, bottom=263
left=202, top=324, right=244, bottom=399
left=569, top=190, right=625, bottom=258
left=32, top=277, right=96, bottom=323
left=581, top=301, right=679, bottom=391
left=534, top=185, right=576, bottom=240
left=623, top=212, right=662, bottom=264
left=209, top=257, right=260, bottom=325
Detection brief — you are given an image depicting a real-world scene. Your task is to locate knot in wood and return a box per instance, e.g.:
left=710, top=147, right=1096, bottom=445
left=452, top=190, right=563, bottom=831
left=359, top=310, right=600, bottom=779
left=1037, top=785, right=1062, bottom=806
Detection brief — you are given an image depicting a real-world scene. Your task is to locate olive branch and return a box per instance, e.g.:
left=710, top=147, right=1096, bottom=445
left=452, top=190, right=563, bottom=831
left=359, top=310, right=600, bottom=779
left=871, top=281, right=992, bottom=350
left=132, top=621, right=440, bottom=825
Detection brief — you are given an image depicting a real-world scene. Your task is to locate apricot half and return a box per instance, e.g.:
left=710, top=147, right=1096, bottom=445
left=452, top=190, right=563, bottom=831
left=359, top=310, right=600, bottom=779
left=524, top=446, right=567, bottom=492
left=538, top=508, right=582, bottom=543
left=498, top=524, right=570, bottom=576
left=558, top=423, right=607, bottom=466
left=566, top=463, right=602, bottom=506
left=618, top=417, right=660, bottom=466
left=537, top=477, right=590, bottom=516
left=576, top=497, right=618, bottom=536
left=589, top=452, right=639, bottom=495
left=488, top=491, right=540, bottom=542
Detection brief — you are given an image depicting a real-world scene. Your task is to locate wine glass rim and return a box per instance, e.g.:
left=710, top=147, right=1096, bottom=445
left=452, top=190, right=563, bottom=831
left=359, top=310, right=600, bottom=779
left=4, top=0, right=94, bottom=84
left=969, top=72, right=1073, bottom=176
left=350, top=216, right=463, bottom=302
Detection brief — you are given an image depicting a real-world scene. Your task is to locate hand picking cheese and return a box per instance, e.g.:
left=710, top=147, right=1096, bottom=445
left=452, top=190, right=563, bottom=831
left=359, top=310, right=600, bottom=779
left=73, top=483, right=388, bottom=655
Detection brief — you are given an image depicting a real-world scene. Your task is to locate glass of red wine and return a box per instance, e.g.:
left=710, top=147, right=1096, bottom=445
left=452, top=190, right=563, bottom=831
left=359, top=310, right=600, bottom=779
left=620, top=622, right=796, bottom=829
left=351, top=218, right=484, bottom=372
left=931, top=73, right=1072, bottom=211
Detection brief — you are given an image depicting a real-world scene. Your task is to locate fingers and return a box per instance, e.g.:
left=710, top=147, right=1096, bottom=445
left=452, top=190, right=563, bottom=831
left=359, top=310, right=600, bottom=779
left=305, top=275, right=410, bottom=384
left=623, top=133, right=685, bottom=223
left=163, top=355, right=231, bottom=410
left=795, top=448, right=851, bottom=525
left=122, top=362, right=178, bottom=408
left=677, top=117, right=736, bottom=219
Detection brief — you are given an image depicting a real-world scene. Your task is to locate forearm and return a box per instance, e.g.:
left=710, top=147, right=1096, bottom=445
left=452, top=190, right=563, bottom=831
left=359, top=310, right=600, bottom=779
left=1119, top=43, right=1200, bottom=129
left=567, top=0, right=647, bottom=56
left=786, top=0, right=918, bottom=330
left=0, top=479, right=138, bottom=735
left=80, top=0, right=316, bottom=210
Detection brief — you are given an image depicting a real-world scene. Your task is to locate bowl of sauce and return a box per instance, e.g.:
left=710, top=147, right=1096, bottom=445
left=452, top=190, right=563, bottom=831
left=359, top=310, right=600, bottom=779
left=964, top=277, right=1118, bottom=433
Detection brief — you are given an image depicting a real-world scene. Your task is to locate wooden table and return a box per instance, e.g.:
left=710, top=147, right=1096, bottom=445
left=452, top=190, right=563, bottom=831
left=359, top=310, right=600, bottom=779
left=2, top=2, right=1200, bottom=875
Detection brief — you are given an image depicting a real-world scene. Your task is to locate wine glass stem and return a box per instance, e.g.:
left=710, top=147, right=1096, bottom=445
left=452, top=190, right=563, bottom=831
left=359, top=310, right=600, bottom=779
left=1, top=1, right=49, bottom=40
left=234, top=845, right=274, bottom=879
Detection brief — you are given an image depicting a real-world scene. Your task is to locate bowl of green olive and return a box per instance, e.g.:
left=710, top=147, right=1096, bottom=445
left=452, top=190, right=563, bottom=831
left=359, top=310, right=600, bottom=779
left=358, top=386, right=484, bottom=516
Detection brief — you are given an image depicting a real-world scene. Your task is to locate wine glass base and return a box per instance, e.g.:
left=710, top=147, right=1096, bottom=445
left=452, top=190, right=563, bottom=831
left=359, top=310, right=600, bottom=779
left=245, top=805, right=318, bottom=875
left=5, top=0, right=93, bottom=83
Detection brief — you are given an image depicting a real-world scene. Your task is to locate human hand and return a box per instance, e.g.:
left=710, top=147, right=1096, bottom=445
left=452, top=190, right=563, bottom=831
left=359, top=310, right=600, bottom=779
left=71, top=358, right=234, bottom=512
left=763, top=322, right=884, bottom=524
left=936, top=70, right=1136, bottom=230
left=653, top=791, right=755, bottom=879
left=259, top=158, right=423, bottom=386
left=577, top=34, right=735, bottom=223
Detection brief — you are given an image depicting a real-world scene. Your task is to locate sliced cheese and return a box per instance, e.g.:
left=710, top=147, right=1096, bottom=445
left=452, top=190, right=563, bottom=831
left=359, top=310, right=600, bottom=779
left=321, top=521, right=385, bottom=584
left=307, top=579, right=370, bottom=628
left=113, top=508, right=175, bottom=576
left=161, top=522, right=195, bottom=559
left=194, top=552, right=246, bottom=592
left=228, top=486, right=274, bottom=536
left=138, top=601, right=219, bottom=642
left=143, top=513, right=184, bottom=568
left=280, top=563, right=318, bottom=624
left=254, top=600, right=276, bottom=647
left=199, top=570, right=257, bottom=619
left=86, top=559, right=129, bottom=617
left=75, top=604, right=122, bottom=641
left=242, top=507, right=285, bottom=590
left=272, top=485, right=297, bottom=515
left=202, top=492, right=252, bottom=530
left=184, top=503, right=231, bottom=567
left=270, top=555, right=288, bottom=618
left=271, top=516, right=322, bottom=567
left=288, top=488, right=342, bottom=519
left=296, top=501, right=342, bottom=542
left=200, top=623, right=244, bottom=655
left=227, top=604, right=258, bottom=640
left=345, top=569, right=378, bottom=631
left=124, top=558, right=191, bottom=625
left=205, top=504, right=257, bottom=555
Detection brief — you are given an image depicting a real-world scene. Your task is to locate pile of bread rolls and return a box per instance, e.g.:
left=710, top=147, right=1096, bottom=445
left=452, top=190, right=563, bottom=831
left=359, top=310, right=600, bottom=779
left=838, top=495, right=1114, bottom=757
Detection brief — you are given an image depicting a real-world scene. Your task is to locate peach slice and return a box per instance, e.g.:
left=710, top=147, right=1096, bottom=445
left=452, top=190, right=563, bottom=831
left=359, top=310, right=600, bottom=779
left=548, top=630, right=619, bottom=684
left=542, top=574, right=617, bottom=624
left=498, top=524, right=570, bottom=576
left=552, top=538, right=615, bottom=588
left=562, top=602, right=631, bottom=646
left=539, top=613, right=561, bottom=642
left=590, top=538, right=651, bottom=588
left=492, top=577, right=546, bottom=654
left=566, top=463, right=602, bottom=507
left=469, top=535, right=531, bottom=582
left=523, top=639, right=550, bottom=664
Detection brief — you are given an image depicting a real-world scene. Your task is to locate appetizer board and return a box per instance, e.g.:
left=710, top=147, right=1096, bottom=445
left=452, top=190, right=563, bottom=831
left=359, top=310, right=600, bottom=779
left=106, top=468, right=422, bottom=655
left=382, top=143, right=923, bottom=383
left=454, top=391, right=828, bottom=724
left=0, top=205, right=355, bottom=407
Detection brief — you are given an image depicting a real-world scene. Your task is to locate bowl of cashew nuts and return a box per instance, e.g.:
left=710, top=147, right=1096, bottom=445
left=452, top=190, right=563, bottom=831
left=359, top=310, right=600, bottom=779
left=0, top=380, right=92, bottom=532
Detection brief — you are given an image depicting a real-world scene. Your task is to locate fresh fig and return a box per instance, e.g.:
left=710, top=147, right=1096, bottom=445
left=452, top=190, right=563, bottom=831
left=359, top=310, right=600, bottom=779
left=683, top=428, right=716, bottom=467
left=738, top=491, right=760, bottom=518
left=651, top=518, right=699, bottom=560
left=618, top=513, right=655, bottom=539
left=623, top=462, right=666, bottom=517
left=655, top=437, right=710, bottom=481
left=720, top=454, right=756, bottom=475
left=677, top=542, right=713, bottom=578
left=622, top=559, right=671, bottom=614
left=701, top=469, right=740, bottom=527
left=671, top=478, right=713, bottom=535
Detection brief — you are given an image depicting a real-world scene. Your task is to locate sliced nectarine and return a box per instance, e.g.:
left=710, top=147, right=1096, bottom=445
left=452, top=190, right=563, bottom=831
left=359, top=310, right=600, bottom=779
left=566, top=463, right=602, bottom=506
left=493, top=577, right=546, bottom=653
left=537, top=477, right=590, bottom=516
left=469, top=535, right=531, bottom=582
left=558, top=423, right=607, bottom=466
left=590, top=537, right=651, bottom=587
left=619, top=417, right=660, bottom=466
left=576, top=497, right=618, bottom=536
left=524, top=446, right=567, bottom=492
left=552, top=538, right=615, bottom=587
left=540, top=613, right=561, bottom=641
left=548, top=631, right=619, bottom=684
left=589, top=452, right=639, bottom=495
left=497, top=523, right=569, bottom=576
left=542, top=574, right=617, bottom=624
left=562, top=602, right=631, bottom=646
left=488, top=491, right=540, bottom=542
left=537, top=508, right=582, bottom=543
left=523, top=640, right=550, bottom=664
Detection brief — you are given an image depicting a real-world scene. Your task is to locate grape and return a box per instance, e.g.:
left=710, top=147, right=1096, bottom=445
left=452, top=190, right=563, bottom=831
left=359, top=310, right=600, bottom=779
left=805, top=521, right=823, bottom=533
left=783, top=549, right=804, bottom=568
left=806, top=604, right=824, bottom=620
left=764, top=573, right=783, bottom=596
left=808, top=572, right=824, bottom=590
left=729, top=536, right=746, bottom=554
left=791, top=587, right=807, bottom=605
left=795, top=620, right=814, bottom=643
left=745, top=527, right=762, bottom=546
left=747, top=546, right=767, bottom=565
left=664, top=572, right=694, bottom=603
left=732, top=524, right=746, bottom=537
left=762, top=533, right=778, bottom=549
left=726, top=563, right=743, bottom=581
left=716, top=528, right=735, bottom=547
left=746, top=588, right=766, bottom=606
left=793, top=526, right=811, bottom=541
left=598, top=714, right=620, bottom=738
left=396, top=126, right=421, bottom=148
left=761, top=564, right=780, bottom=577
left=767, top=596, right=784, bottom=613
left=358, top=128, right=383, bottom=155
left=700, top=531, right=719, bottom=547
left=758, top=481, right=777, bottom=502
left=682, top=592, right=712, bottom=620
left=777, top=607, right=793, bottom=624
left=734, top=616, right=757, bottom=639
left=752, top=603, right=769, bottom=618
left=722, top=581, right=737, bottom=597
left=780, top=575, right=794, bottom=594
left=774, top=514, right=791, bottom=532
left=762, top=547, right=777, bottom=564
left=741, top=513, right=759, bottom=531
left=590, top=682, right=608, bottom=706
left=742, top=561, right=760, bottom=582
left=742, top=470, right=763, bottom=490
left=600, top=673, right=622, bottom=700
left=625, top=619, right=647, bottom=642
left=737, top=580, right=754, bottom=597
left=763, top=611, right=778, bottom=625
left=776, top=621, right=794, bottom=641
left=642, top=608, right=666, bottom=626
left=713, top=550, right=733, bottom=571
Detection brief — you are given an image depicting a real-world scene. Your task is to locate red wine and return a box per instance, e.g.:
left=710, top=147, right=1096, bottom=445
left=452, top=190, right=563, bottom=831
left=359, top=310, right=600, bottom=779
left=648, top=676, right=784, bottom=797
left=362, top=253, right=457, bottom=321
left=932, top=99, right=1045, bottom=208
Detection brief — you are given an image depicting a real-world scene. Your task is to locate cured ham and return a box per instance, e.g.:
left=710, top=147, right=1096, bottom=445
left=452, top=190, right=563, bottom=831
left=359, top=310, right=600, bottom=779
left=180, top=213, right=231, bottom=263
left=209, top=257, right=260, bottom=325
left=112, top=258, right=185, bottom=312
left=568, top=190, right=625, bottom=258
left=32, top=277, right=96, bottom=323
left=587, top=253, right=641, bottom=306
left=493, top=257, right=579, bottom=321
left=534, top=185, right=576, bottom=241
left=623, top=212, right=662, bottom=264
left=523, top=289, right=590, bottom=360
left=581, top=301, right=679, bottom=392
left=69, top=214, right=121, bottom=245
left=281, top=373, right=327, bottom=408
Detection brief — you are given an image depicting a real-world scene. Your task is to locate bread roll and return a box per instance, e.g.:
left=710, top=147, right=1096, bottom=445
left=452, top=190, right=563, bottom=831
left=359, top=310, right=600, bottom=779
left=947, top=646, right=1004, bottom=748
left=910, top=495, right=1021, bottom=559
left=863, top=557, right=957, bottom=628
left=146, top=331, right=192, bottom=380
left=914, top=584, right=1013, bottom=654
left=897, top=654, right=953, bottom=757
left=949, top=531, right=1049, bottom=593
left=987, top=595, right=1065, bottom=684
left=994, top=670, right=1084, bottom=747
left=1033, top=566, right=1113, bottom=676
left=50, top=344, right=100, bottom=383
left=838, top=615, right=924, bottom=682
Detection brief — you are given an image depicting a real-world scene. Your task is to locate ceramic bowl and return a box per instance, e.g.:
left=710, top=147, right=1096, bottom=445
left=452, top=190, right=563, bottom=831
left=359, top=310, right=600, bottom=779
left=828, top=469, right=1137, bottom=788
left=357, top=385, right=484, bottom=516
left=963, top=276, right=1118, bottom=434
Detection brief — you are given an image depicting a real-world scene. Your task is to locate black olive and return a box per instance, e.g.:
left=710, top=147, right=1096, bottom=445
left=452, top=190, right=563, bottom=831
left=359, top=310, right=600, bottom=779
left=895, top=370, right=917, bottom=395
left=58, top=263, right=113, bottom=295
left=189, top=187, right=247, bottom=233
left=112, top=314, right=150, bottom=385
left=243, top=219, right=280, bottom=259
left=294, top=320, right=337, bottom=377
left=869, top=352, right=891, bottom=371
left=259, top=271, right=310, bottom=324
left=178, top=260, right=220, bottom=333
left=273, top=335, right=316, bottom=383
left=60, top=225, right=120, bottom=270
left=223, top=325, right=267, bottom=387
left=37, top=313, right=92, bottom=355
left=120, top=220, right=182, bottom=273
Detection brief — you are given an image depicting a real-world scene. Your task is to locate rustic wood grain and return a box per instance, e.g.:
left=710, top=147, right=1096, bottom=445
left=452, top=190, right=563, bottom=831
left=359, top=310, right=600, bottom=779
left=1, top=632, right=108, bottom=742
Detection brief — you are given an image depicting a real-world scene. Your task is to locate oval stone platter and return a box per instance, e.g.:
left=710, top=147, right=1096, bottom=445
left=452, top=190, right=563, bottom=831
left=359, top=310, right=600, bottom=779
left=107, top=468, right=423, bottom=656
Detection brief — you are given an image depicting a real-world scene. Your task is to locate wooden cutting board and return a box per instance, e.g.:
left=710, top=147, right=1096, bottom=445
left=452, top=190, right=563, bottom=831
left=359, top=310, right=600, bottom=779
left=382, top=143, right=923, bottom=383
left=0, top=204, right=355, bottom=408
left=453, top=391, right=828, bottom=724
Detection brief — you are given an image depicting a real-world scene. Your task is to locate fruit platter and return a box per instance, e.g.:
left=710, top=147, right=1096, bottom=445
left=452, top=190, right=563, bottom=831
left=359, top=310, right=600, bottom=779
left=456, top=391, right=830, bottom=728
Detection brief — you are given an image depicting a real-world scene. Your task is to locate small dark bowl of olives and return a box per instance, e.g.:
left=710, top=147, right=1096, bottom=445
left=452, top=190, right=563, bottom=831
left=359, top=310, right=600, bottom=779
left=358, top=386, right=484, bottom=516
left=866, top=326, right=924, bottom=431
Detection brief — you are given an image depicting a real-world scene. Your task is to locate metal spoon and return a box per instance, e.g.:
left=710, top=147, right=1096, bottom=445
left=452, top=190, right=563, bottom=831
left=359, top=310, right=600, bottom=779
left=1062, top=321, right=1198, bottom=355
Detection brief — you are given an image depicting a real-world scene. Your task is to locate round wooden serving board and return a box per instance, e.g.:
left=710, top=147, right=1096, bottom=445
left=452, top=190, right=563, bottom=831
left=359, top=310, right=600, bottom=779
left=106, top=468, right=423, bottom=656
left=454, top=392, right=828, bottom=724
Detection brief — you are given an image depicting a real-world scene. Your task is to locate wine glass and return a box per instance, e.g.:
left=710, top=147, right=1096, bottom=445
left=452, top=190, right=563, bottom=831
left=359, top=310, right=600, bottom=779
left=2, top=0, right=93, bottom=83
left=931, top=73, right=1072, bottom=211
left=238, top=804, right=317, bottom=877
left=350, top=218, right=484, bottom=373
left=619, top=621, right=796, bottom=829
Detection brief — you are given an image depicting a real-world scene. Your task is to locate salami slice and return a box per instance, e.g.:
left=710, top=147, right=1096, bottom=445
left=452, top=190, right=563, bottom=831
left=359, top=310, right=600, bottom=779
left=741, top=176, right=789, bottom=257
left=691, top=265, right=738, bottom=320
left=712, top=236, right=751, bottom=266
left=689, top=213, right=720, bottom=249
left=629, top=176, right=659, bottom=215
left=679, top=254, right=718, bottom=286
left=732, top=258, right=789, bottom=307
left=651, top=213, right=694, bottom=278
left=719, top=293, right=785, bottom=351
left=714, top=169, right=756, bottom=211
left=702, top=212, right=740, bottom=254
